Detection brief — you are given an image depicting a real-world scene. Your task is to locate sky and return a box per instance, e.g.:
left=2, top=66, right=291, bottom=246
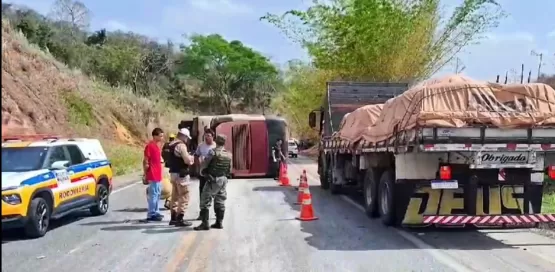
left=7, top=0, right=555, bottom=81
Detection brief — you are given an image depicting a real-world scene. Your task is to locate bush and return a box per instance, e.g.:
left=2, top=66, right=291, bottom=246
left=102, top=141, right=143, bottom=176
left=62, top=91, right=94, bottom=126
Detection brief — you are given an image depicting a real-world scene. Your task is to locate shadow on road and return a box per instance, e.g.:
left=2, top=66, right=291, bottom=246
left=114, top=207, right=170, bottom=213
left=79, top=218, right=196, bottom=234
left=253, top=184, right=422, bottom=251
left=1, top=210, right=89, bottom=244
left=252, top=177, right=554, bottom=252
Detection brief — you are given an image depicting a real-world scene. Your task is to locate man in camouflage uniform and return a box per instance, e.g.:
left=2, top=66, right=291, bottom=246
left=194, top=134, right=232, bottom=231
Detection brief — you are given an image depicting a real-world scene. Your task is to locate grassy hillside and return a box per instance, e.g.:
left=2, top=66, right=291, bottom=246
left=1, top=20, right=189, bottom=175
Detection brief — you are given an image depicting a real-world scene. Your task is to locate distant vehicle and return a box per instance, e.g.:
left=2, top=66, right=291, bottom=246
left=288, top=140, right=298, bottom=158
left=2, top=135, right=113, bottom=238
left=180, top=114, right=288, bottom=178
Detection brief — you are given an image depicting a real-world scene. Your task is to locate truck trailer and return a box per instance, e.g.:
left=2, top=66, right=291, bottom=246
left=310, top=75, right=555, bottom=227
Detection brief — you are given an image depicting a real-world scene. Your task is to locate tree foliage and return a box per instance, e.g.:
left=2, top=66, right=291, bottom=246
left=272, top=61, right=329, bottom=139
left=262, top=0, right=505, bottom=139
left=2, top=1, right=282, bottom=114
left=176, top=34, right=279, bottom=114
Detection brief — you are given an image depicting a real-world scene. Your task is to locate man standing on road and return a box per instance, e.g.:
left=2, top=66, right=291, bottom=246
left=194, top=129, right=216, bottom=220
left=194, top=134, right=232, bottom=231
left=167, top=128, right=194, bottom=227
left=143, top=128, right=165, bottom=221
left=272, top=139, right=286, bottom=180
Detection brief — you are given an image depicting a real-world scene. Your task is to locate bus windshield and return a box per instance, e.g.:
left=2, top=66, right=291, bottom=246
left=2, top=147, right=49, bottom=172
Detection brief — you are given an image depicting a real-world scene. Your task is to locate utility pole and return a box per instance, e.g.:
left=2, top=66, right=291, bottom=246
left=531, top=50, right=543, bottom=81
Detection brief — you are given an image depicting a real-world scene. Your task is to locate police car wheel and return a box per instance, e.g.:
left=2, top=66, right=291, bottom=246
left=90, top=184, right=109, bottom=216
left=24, top=197, right=50, bottom=238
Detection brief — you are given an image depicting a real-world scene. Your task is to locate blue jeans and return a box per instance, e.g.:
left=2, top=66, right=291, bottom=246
left=147, top=181, right=162, bottom=217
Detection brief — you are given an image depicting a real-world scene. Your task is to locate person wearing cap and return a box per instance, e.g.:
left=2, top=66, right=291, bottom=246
left=166, top=128, right=195, bottom=227
left=193, top=128, right=216, bottom=220
left=194, top=134, right=232, bottom=231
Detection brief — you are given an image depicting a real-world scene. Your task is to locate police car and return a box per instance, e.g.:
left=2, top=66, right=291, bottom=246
left=2, top=135, right=113, bottom=238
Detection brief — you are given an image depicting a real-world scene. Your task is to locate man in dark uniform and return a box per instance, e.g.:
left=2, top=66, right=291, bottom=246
left=194, top=134, right=232, bottom=231
left=272, top=139, right=286, bottom=180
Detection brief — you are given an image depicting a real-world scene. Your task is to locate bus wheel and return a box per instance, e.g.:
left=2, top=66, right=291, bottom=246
left=378, top=170, right=397, bottom=226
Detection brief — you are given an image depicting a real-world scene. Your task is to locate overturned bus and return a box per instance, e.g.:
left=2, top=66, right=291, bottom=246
left=180, top=114, right=288, bottom=178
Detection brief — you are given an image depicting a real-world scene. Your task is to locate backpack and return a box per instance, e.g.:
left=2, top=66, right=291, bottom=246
left=162, top=142, right=173, bottom=168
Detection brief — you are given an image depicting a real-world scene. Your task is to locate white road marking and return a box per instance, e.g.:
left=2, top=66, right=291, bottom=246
left=287, top=162, right=476, bottom=272
left=111, top=181, right=140, bottom=195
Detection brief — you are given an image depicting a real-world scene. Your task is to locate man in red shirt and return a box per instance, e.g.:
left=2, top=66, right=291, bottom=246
left=144, top=127, right=165, bottom=221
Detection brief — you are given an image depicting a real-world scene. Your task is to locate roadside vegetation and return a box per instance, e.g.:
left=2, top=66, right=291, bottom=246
left=2, top=0, right=282, bottom=175
left=544, top=176, right=555, bottom=213
left=262, top=0, right=505, bottom=139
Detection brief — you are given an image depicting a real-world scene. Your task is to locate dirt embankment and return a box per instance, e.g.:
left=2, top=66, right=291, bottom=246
left=1, top=20, right=184, bottom=145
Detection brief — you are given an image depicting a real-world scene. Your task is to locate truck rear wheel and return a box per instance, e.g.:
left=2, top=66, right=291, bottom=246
left=363, top=168, right=380, bottom=218
left=319, top=155, right=330, bottom=190
left=329, top=167, right=343, bottom=195
left=378, top=170, right=397, bottom=226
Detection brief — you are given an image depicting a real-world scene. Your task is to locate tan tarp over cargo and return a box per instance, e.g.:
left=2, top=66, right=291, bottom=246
left=356, top=74, right=555, bottom=143
left=334, top=104, right=383, bottom=142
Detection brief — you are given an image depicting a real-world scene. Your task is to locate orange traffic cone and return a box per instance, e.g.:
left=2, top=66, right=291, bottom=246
left=282, top=162, right=288, bottom=175
left=277, top=163, right=284, bottom=183
left=301, top=169, right=307, bottom=183
left=279, top=168, right=291, bottom=187
left=296, top=187, right=318, bottom=221
left=295, top=175, right=308, bottom=204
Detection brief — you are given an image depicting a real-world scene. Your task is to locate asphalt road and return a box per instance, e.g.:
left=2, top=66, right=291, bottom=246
left=2, top=157, right=555, bottom=272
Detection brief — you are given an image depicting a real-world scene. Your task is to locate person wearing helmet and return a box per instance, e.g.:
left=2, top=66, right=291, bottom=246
left=166, top=128, right=194, bottom=227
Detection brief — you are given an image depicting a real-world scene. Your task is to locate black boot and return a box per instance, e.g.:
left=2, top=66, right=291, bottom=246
left=175, top=212, right=192, bottom=227
left=195, top=212, right=202, bottom=220
left=169, top=210, right=177, bottom=226
left=193, top=209, right=210, bottom=231
left=211, top=209, right=224, bottom=229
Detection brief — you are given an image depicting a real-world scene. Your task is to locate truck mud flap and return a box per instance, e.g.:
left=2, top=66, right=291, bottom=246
left=394, top=183, right=550, bottom=228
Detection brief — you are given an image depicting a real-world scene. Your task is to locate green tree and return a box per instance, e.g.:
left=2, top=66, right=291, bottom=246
left=272, top=61, right=329, bottom=139
left=263, top=0, right=504, bottom=81
left=263, top=0, right=504, bottom=139
left=176, top=34, right=279, bottom=114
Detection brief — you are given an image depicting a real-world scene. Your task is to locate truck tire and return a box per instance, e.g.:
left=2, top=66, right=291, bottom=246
left=363, top=168, right=380, bottom=218
left=319, top=155, right=330, bottom=190
left=24, top=197, right=51, bottom=238
left=329, top=167, right=343, bottom=195
left=378, top=170, right=397, bottom=226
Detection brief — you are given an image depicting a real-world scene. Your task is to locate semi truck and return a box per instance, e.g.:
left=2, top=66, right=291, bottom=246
left=309, top=75, right=555, bottom=227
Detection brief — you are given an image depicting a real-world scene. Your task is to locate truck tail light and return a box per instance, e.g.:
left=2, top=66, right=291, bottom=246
left=439, top=166, right=452, bottom=180
left=548, top=165, right=555, bottom=180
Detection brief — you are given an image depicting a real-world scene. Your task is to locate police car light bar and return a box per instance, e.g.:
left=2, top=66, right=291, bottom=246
left=1, top=134, right=61, bottom=142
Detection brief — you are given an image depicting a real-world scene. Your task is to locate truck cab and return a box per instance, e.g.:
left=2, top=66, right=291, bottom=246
left=309, top=81, right=409, bottom=190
